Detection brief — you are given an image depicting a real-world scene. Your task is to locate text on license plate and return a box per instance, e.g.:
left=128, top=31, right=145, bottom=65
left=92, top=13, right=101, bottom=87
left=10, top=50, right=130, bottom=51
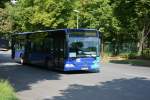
left=81, top=67, right=88, bottom=70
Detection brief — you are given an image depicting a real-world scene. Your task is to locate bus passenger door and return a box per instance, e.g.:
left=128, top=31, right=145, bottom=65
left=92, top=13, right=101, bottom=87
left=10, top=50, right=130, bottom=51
left=53, top=38, right=64, bottom=70
left=53, top=39, right=59, bottom=67
left=58, top=39, right=65, bottom=67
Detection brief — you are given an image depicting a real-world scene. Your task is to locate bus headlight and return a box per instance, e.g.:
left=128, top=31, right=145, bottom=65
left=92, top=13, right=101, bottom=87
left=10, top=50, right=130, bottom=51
left=65, top=64, right=75, bottom=68
left=76, top=58, right=81, bottom=62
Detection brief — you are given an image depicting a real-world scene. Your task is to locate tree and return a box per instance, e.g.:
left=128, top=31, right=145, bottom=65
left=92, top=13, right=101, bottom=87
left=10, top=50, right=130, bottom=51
left=6, top=0, right=115, bottom=34
left=72, top=0, right=136, bottom=56
left=0, top=0, right=10, bottom=8
left=0, top=8, right=12, bottom=37
left=113, top=0, right=150, bottom=55
left=6, top=0, right=76, bottom=32
left=72, top=0, right=113, bottom=31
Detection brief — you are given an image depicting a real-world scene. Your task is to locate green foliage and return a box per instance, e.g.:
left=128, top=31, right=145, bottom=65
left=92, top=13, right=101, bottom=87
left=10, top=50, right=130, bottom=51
left=142, top=48, right=150, bottom=59
left=113, top=0, right=150, bottom=55
left=6, top=0, right=76, bottom=32
left=5, top=1, right=34, bottom=32
left=0, top=80, right=17, bottom=100
left=0, top=0, right=9, bottom=8
left=128, top=52, right=138, bottom=59
left=0, top=8, right=12, bottom=36
left=5, top=0, right=115, bottom=33
left=1, top=0, right=149, bottom=56
left=116, top=0, right=150, bottom=34
left=74, top=0, right=113, bottom=31
left=32, top=0, right=75, bottom=28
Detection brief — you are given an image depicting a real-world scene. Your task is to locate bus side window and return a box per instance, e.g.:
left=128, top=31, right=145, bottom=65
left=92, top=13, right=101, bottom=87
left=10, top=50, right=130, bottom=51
left=31, top=37, right=43, bottom=52
left=43, top=38, right=53, bottom=53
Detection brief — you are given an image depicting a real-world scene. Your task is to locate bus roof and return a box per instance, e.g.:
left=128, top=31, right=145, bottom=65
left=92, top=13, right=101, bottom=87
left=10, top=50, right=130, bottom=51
left=15, top=32, right=35, bottom=35
left=14, top=28, right=99, bottom=35
left=46, top=28, right=98, bottom=31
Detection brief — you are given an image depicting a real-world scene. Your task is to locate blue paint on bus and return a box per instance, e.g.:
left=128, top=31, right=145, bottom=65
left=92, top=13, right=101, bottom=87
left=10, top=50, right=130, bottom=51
left=64, top=57, right=100, bottom=71
left=15, top=50, right=24, bottom=58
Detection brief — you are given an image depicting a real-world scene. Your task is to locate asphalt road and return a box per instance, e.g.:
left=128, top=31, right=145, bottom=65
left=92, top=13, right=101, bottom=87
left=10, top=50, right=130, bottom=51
left=0, top=50, right=150, bottom=100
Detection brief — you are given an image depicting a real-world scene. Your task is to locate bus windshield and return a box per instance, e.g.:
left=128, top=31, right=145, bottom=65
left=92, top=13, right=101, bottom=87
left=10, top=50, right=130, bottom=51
left=69, top=37, right=99, bottom=58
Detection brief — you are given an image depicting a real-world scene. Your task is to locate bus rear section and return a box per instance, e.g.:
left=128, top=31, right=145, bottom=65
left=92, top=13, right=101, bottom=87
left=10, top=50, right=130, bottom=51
left=12, top=30, right=67, bottom=71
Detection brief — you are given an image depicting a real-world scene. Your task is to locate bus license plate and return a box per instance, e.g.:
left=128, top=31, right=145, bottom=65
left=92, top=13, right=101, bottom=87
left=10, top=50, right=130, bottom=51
left=81, top=67, right=88, bottom=70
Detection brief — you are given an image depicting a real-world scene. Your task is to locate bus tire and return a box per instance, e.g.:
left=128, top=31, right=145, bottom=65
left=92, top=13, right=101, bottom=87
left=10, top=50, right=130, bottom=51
left=45, top=59, right=53, bottom=70
left=20, top=58, right=24, bottom=64
left=20, top=54, right=25, bottom=64
left=91, top=69, right=100, bottom=73
left=47, top=61, right=53, bottom=70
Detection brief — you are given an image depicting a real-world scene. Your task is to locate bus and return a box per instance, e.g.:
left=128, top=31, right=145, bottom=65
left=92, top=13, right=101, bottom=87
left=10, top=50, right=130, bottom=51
left=11, top=29, right=101, bottom=72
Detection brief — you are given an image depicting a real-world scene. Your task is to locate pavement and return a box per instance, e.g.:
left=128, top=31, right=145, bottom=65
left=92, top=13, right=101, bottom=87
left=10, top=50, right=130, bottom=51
left=0, top=50, right=150, bottom=100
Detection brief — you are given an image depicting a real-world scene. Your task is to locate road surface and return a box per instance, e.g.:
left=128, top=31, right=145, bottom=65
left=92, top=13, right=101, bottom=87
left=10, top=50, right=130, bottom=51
left=0, top=50, right=150, bottom=100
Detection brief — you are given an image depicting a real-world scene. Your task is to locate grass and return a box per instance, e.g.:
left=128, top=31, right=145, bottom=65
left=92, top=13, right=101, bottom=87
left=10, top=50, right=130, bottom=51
left=110, top=59, right=150, bottom=67
left=0, top=80, right=17, bottom=100
left=101, top=53, right=128, bottom=64
left=102, top=52, right=150, bottom=67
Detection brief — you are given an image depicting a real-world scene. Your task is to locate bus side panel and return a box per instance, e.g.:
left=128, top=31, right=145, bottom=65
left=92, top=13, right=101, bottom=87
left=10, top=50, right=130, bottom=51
left=28, top=52, right=48, bottom=65
left=12, top=34, right=26, bottom=61
left=15, top=49, right=25, bottom=59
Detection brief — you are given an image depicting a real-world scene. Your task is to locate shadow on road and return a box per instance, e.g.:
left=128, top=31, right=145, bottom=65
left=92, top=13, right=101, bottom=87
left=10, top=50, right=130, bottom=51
left=0, top=51, right=96, bottom=94
left=110, top=60, right=150, bottom=67
left=53, top=69, right=95, bottom=75
left=0, top=52, right=13, bottom=63
left=0, top=64, right=61, bottom=92
left=51, top=77, right=150, bottom=100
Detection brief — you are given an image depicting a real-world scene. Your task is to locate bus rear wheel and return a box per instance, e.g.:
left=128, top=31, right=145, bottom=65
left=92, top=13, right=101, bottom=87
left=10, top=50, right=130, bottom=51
left=20, top=58, right=23, bottom=64
left=20, top=54, right=25, bottom=64
left=45, top=59, right=54, bottom=70
left=47, top=61, right=53, bottom=69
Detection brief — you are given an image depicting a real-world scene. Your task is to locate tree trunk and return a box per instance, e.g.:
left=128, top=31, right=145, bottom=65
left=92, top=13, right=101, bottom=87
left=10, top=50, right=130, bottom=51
left=138, top=40, right=143, bottom=56
left=101, top=41, right=104, bottom=57
left=137, top=30, right=145, bottom=56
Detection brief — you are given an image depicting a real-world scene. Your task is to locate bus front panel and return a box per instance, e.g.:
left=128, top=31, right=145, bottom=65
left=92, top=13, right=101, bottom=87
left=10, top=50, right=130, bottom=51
left=64, top=30, right=100, bottom=72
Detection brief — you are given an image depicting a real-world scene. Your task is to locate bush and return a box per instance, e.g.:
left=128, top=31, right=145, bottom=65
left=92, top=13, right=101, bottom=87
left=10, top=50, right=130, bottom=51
left=128, top=52, right=137, bottom=59
left=0, top=80, right=17, bottom=100
left=142, top=48, right=150, bottom=59
left=119, top=53, right=129, bottom=59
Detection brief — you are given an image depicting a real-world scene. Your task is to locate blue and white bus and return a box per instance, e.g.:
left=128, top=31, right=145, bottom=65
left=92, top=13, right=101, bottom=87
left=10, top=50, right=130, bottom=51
left=11, top=29, right=101, bottom=72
